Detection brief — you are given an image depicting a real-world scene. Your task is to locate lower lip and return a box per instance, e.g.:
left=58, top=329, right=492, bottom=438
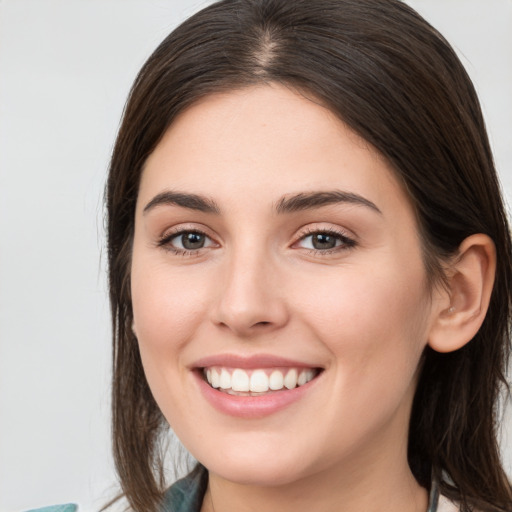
left=194, top=371, right=321, bottom=419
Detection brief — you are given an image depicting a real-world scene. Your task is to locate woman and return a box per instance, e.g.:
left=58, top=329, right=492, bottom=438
left=30, top=0, right=512, bottom=511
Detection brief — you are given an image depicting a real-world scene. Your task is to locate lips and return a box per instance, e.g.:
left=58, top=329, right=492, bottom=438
left=191, top=354, right=323, bottom=417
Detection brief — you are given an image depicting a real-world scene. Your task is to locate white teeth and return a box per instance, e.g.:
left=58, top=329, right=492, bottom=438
left=298, top=369, right=313, bottom=386
left=211, top=368, right=220, bottom=388
left=219, top=369, right=231, bottom=389
left=269, top=370, right=284, bottom=390
left=232, top=369, right=250, bottom=392
left=250, top=370, right=269, bottom=392
left=204, top=367, right=318, bottom=393
left=284, top=368, right=298, bottom=389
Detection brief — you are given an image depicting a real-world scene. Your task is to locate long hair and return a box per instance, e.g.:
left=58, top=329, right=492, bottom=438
left=106, top=1, right=512, bottom=510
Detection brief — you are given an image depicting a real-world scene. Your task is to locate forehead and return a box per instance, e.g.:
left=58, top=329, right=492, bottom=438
left=138, top=84, right=414, bottom=221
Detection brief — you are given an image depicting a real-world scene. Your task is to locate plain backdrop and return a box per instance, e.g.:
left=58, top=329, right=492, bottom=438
left=0, top=1, right=511, bottom=511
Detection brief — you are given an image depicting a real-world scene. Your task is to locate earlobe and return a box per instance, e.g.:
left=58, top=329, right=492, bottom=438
left=428, top=234, right=496, bottom=353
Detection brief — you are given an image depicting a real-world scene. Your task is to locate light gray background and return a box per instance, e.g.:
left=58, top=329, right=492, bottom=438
left=0, top=1, right=511, bottom=511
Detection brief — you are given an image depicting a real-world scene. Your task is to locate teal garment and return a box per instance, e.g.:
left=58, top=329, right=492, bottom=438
left=24, top=466, right=206, bottom=512
left=25, top=505, right=77, bottom=512
left=160, top=464, right=208, bottom=512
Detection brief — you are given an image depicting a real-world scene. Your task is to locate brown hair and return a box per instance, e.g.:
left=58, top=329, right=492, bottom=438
left=106, top=1, right=512, bottom=510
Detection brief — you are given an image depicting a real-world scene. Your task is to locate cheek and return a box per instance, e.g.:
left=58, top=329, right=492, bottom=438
left=130, top=257, right=212, bottom=426
left=291, top=259, right=431, bottom=377
left=131, top=258, right=210, bottom=352
left=285, top=262, right=430, bottom=449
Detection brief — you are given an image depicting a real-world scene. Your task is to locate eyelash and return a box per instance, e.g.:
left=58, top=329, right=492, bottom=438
left=157, top=227, right=357, bottom=257
left=295, top=227, right=357, bottom=255
left=157, top=228, right=215, bottom=257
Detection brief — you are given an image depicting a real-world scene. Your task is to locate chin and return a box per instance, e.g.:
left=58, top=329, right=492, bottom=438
left=207, top=460, right=309, bottom=487
left=194, top=440, right=320, bottom=487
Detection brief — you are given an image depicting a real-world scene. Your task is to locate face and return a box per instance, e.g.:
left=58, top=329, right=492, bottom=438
left=131, top=84, right=440, bottom=486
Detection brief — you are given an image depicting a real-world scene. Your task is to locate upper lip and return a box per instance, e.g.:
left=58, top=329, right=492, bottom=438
left=191, top=354, right=323, bottom=370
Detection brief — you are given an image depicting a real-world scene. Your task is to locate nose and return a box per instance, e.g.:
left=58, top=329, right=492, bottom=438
left=211, top=246, right=289, bottom=337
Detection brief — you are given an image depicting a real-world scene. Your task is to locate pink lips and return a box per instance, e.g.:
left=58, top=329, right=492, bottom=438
left=193, top=353, right=318, bottom=369
left=191, top=354, right=322, bottom=419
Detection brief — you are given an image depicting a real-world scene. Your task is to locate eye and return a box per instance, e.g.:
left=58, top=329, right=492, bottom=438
left=296, top=229, right=356, bottom=253
left=158, top=229, right=216, bottom=254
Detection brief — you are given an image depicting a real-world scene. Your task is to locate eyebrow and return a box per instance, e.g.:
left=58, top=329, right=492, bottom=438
left=275, top=190, right=382, bottom=215
left=143, top=189, right=381, bottom=216
left=143, top=191, right=221, bottom=214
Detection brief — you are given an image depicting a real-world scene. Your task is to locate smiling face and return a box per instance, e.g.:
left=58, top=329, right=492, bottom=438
left=131, top=84, right=441, bottom=488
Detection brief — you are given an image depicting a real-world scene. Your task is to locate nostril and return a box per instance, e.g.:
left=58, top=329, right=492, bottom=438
left=213, top=292, right=289, bottom=335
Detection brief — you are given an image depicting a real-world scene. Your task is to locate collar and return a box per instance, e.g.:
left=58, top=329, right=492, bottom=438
left=161, top=464, right=208, bottom=512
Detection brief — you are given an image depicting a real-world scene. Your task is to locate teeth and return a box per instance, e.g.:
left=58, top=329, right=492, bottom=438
left=284, top=368, right=298, bottom=389
left=219, top=369, right=231, bottom=389
left=204, top=367, right=317, bottom=394
left=298, top=369, right=314, bottom=386
left=211, top=368, right=220, bottom=388
left=232, top=369, right=250, bottom=392
left=250, top=370, right=269, bottom=392
left=269, top=370, right=284, bottom=390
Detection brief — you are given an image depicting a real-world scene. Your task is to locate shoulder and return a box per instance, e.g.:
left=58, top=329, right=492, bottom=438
left=24, top=505, right=78, bottom=512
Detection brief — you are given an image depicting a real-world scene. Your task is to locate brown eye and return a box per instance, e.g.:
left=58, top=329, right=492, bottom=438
left=296, top=230, right=356, bottom=253
left=160, top=230, right=216, bottom=253
left=311, top=233, right=337, bottom=250
left=179, top=232, right=206, bottom=250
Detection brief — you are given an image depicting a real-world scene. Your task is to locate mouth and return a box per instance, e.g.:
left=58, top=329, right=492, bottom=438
left=201, top=366, right=322, bottom=396
left=192, top=355, right=324, bottom=417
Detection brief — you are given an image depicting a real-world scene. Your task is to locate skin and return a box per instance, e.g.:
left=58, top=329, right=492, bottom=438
left=131, top=84, right=453, bottom=512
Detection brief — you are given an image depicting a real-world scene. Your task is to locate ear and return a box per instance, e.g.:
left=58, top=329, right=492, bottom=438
left=428, top=234, right=496, bottom=353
